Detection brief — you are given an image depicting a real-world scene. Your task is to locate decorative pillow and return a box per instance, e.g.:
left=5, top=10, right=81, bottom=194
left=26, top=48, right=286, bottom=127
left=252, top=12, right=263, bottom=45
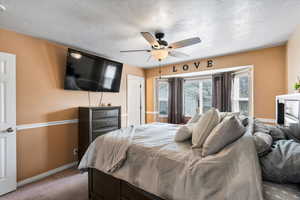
left=260, top=140, right=300, bottom=184
left=254, top=119, right=287, bottom=141
left=254, top=119, right=270, bottom=133
left=174, top=123, right=195, bottom=142
left=187, top=111, right=202, bottom=124
left=279, top=125, right=300, bottom=143
left=192, top=108, right=220, bottom=148
left=267, top=125, right=287, bottom=141
left=219, top=112, right=240, bottom=122
left=253, top=131, right=273, bottom=157
left=202, top=116, right=246, bottom=156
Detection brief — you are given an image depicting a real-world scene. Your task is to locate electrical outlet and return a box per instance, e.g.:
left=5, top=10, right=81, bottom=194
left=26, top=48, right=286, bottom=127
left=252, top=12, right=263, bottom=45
left=73, top=148, right=78, bottom=156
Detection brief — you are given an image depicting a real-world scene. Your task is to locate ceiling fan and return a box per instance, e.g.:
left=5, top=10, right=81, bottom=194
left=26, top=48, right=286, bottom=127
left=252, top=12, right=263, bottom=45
left=120, top=32, right=201, bottom=61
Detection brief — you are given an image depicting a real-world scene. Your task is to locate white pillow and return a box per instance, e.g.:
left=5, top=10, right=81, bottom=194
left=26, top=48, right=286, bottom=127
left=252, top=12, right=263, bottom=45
left=202, top=116, right=246, bottom=156
left=219, top=112, right=240, bottom=121
left=192, top=108, right=220, bottom=148
left=187, top=110, right=201, bottom=123
left=174, top=123, right=195, bottom=142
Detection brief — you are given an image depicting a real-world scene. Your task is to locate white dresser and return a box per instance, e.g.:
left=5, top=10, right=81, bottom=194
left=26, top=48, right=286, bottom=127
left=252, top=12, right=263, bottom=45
left=276, top=93, right=300, bottom=126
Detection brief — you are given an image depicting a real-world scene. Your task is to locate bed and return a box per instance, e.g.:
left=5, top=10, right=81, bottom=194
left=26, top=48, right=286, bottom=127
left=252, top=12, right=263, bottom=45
left=87, top=169, right=300, bottom=200
left=88, top=168, right=165, bottom=200
left=79, top=123, right=300, bottom=200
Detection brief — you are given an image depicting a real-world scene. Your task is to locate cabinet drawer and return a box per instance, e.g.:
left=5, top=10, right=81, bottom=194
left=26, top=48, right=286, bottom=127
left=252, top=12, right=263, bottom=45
left=92, top=127, right=118, bottom=140
left=92, top=118, right=119, bottom=129
left=121, top=182, right=163, bottom=200
left=90, top=169, right=120, bottom=200
left=93, top=109, right=119, bottom=119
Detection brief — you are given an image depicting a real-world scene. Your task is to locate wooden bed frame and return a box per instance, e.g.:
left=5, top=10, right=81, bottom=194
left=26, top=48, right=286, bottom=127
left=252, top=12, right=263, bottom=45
left=89, top=168, right=165, bottom=200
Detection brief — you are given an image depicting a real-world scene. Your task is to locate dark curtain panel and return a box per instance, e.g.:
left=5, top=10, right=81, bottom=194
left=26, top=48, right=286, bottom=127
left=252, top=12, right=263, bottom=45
left=168, top=78, right=184, bottom=124
left=212, top=72, right=233, bottom=112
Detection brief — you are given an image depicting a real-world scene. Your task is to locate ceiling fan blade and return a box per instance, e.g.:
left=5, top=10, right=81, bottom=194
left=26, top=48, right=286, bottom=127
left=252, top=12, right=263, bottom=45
left=141, top=32, right=160, bottom=48
left=168, top=51, right=189, bottom=58
left=169, top=37, right=201, bottom=49
left=120, top=49, right=150, bottom=53
left=146, top=55, right=152, bottom=62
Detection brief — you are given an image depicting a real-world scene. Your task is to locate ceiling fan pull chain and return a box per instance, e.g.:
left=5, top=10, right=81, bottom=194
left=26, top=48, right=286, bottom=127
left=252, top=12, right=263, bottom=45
left=159, top=59, right=162, bottom=79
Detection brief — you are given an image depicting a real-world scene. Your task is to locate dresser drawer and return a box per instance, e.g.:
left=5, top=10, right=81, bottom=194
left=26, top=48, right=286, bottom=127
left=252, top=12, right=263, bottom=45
left=93, top=109, right=119, bottom=119
left=90, top=169, right=121, bottom=200
left=121, top=182, right=163, bottom=200
left=92, top=117, right=119, bottom=129
left=92, top=127, right=119, bottom=140
left=79, top=106, right=121, bottom=162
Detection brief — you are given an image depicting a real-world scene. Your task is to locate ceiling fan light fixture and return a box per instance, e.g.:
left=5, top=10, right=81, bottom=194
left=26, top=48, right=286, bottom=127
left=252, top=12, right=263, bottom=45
left=151, top=50, right=168, bottom=61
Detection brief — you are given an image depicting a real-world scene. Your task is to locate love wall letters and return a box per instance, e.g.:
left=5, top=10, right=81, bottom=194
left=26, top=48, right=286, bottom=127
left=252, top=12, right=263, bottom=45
left=172, top=60, right=214, bottom=73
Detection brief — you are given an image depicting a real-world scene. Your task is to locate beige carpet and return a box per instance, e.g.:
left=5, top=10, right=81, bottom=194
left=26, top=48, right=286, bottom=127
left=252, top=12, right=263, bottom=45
left=0, top=168, right=88, bottom=200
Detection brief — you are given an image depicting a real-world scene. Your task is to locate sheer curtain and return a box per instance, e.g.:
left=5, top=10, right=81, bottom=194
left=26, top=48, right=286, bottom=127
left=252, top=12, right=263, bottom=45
left=212, top=72, right=233, bottom=112
left=168, top=78, right=184, bottom=124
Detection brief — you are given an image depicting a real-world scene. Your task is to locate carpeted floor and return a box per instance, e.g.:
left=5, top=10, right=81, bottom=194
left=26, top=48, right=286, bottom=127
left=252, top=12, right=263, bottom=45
left=0, top=168, right=88, bottom=200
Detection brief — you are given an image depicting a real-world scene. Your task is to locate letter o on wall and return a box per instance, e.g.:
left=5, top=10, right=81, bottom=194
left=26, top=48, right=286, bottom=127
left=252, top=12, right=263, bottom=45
left=182, top=64, right=189, bottom=71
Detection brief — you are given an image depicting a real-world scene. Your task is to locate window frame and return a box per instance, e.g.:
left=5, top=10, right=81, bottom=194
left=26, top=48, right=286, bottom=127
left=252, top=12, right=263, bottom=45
left=232, top=70, right=253, bottom=117
left=183, top=76, right=212, bottom=117
left=156, top=79, right=169, bottom=118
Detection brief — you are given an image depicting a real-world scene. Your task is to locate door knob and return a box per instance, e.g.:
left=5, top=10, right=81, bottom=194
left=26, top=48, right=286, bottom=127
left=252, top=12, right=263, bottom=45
left=6, top=127, right=14, bottom=133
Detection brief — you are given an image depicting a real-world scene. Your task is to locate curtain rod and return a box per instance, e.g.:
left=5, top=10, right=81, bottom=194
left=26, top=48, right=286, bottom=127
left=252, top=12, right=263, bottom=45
left=160, top=67, right=251, bottom=79
left=183, top=75, right=212, bottom=81
left=232, top=68, right=251, bottom=75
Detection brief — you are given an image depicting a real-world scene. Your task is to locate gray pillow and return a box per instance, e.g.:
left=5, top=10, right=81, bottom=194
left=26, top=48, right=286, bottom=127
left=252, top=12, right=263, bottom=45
left=174, top=123, right=194, bottom=142
left=254, top=119, right=270, bottom=133
left=253, top=132, right=273, bottom=157
left=279, top=125, right=300, bottom=143
left=192, top=108, right=220, bottom=148
left=266, top=125, right=287, bottom=141
left=219, top=112, right=240, bottom=122
left=260, top=140, right=300, bottom=184
left=202, top=116, right=246, bottom=157
left=254, top=119, right=286, bottom=141
left=187, top=112, right=202, bottom=124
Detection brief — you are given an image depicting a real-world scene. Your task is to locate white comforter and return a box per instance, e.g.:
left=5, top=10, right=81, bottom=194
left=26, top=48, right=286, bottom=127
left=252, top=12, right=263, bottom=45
left=79, top=123, right=263, bottom=200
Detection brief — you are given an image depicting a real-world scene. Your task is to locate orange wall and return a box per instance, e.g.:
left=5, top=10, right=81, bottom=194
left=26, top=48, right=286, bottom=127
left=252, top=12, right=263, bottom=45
left=145, top=45, right=287, bottom=123
left=287, top=25, right=300, bottom=93
left=0, top=29, right=144, bottom=181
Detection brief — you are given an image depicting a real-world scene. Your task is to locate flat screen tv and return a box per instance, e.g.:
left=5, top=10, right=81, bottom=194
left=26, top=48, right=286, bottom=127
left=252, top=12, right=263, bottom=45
left=64, top=49, right=123, bottom=92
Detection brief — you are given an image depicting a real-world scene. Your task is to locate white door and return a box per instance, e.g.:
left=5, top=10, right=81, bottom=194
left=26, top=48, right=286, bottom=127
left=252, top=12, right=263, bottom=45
left=127, top=75, right=145, bottom=126
left=0, top=53, right=16, bottom=196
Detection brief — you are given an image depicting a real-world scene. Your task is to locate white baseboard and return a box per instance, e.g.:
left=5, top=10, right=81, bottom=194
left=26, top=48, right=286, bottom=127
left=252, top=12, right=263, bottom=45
left=17, top=161, right=78, bottom=187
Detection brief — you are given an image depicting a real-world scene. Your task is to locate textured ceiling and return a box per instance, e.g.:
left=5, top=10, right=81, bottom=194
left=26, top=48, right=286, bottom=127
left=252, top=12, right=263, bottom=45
left=0, top=0, right=300, bottom=68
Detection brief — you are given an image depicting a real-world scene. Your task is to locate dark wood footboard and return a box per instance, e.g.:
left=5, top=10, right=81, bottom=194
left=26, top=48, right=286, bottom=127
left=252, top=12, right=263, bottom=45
left=88, top=168, right=165, bottom=200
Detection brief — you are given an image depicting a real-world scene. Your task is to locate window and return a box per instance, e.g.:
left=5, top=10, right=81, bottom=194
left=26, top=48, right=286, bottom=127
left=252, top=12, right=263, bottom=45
left=232, top=72, right=250, bottom=116
left=202, top=79, right=213, bottom=113
left=183, top=78, right=212, bottom=116
left=157, top=80, right=169, bottom=116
